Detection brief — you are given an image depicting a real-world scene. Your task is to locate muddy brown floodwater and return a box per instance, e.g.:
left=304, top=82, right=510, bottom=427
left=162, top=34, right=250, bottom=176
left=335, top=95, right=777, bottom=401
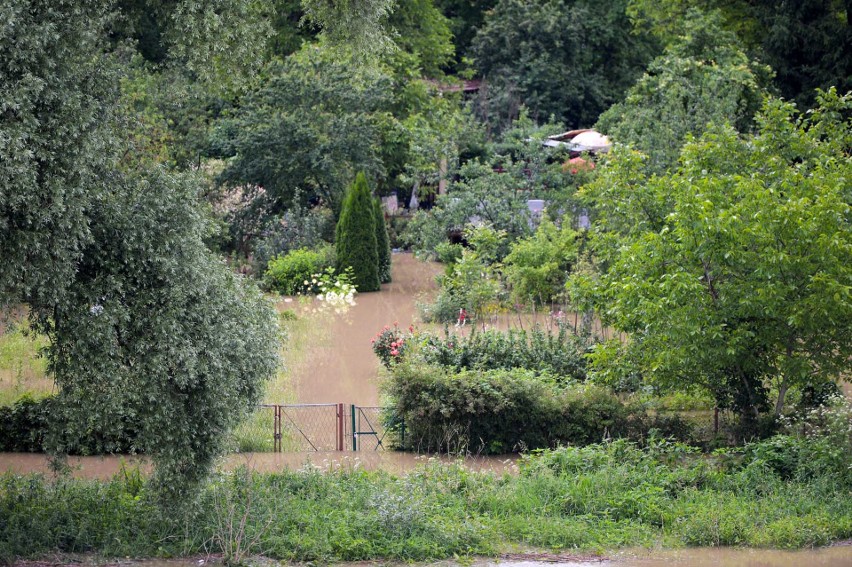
left=290, top=252, right=441, bottom=406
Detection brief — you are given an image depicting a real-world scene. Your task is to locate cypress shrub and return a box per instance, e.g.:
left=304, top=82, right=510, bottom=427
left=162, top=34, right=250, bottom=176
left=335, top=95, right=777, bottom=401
left=374, top=198, right=392, bottom=283
left=336, top=172, right=380, bottom=292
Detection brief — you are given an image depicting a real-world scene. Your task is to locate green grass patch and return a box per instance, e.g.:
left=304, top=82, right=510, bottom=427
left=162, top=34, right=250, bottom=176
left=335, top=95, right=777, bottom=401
left=0, top=323, right=52, bottom=406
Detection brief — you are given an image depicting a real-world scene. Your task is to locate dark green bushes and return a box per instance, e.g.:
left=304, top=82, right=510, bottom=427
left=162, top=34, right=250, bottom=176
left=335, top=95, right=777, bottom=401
left=418, top=325, right=591, bottom=382
left=385, top=363, right=647, bottom=453
left=0, top=396, right=137, bottom=455
left=264, top=245, right=335, bottom=294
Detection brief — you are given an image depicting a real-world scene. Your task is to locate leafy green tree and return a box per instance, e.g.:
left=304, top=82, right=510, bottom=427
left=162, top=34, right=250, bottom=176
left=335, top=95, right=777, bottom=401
left=596, top=10, right=772, bottom=173
left=503, top=213, right=578, bottom=305
left=111, top=0, right=272, bottom=92
left=302, top=0, right=395, bottom=55
left=336, top=173, right=380, bottom=292
left=39, top=169, right=280, bottom=499
left=213, top=45, right=390, bottom=248
left=572, top=90, right=852, bottom=421
left=434, top=0, right=497, bottom=70
left=1, top=0, right=117, bottom=309
left=387, top=0, right=454, bottom=77
left=374, top=198, right=392, bottom=283
left=627, top=0, right=852, bottom=111
left=471, top=0, right=659, bottom=130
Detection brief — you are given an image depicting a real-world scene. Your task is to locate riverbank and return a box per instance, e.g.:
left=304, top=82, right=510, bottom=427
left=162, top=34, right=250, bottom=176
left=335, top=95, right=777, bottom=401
left=2, top=440, right=850, bottom=564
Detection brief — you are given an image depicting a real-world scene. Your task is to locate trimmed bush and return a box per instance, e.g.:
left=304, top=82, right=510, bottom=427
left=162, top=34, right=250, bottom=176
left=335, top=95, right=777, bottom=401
left=263, top=245, right=335, bottom=295
left=384, top=362, right=641, bottom=454
left=374, top=198, right=392, bottom=283
left=336, top=172, right=380, bottom=292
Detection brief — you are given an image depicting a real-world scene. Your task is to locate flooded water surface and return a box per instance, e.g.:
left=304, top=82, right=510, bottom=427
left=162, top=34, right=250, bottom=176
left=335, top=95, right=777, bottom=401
left=0, top=451, right=518, bottom=479
left=287, top=252, right=440, bottom=407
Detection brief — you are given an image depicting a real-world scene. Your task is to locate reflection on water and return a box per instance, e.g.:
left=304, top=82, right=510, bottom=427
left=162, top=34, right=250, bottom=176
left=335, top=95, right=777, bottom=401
left=0, top=451, right=519, bottom=479
left=474, top=545, right=852, bottom=566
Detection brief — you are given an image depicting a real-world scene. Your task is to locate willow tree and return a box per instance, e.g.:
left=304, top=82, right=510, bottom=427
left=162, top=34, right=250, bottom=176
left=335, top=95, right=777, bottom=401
left=1, top=0, right=279, bottom=501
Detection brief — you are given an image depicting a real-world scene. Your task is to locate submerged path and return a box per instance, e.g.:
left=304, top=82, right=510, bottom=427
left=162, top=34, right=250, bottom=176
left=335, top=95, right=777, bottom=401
left=289, top=252, right=440, bottom=407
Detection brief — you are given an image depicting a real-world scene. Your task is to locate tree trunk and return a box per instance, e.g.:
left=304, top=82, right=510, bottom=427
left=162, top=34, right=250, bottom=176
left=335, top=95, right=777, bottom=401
left=775, top=378, right=789, bottom=417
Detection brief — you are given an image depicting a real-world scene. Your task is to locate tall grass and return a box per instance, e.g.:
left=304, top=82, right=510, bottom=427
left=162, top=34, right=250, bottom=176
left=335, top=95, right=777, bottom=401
left=2, top=430, right=851, bottom=563
left=231, top=299, right=331, bottom=452
left=0, top=322, right=52, bottom=406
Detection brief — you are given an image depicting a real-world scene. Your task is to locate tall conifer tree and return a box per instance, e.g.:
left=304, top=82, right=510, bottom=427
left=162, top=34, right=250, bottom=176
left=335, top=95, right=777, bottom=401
left=336, top=172, right=380, bottom=291
left=374, top=198, right=392, bottom=283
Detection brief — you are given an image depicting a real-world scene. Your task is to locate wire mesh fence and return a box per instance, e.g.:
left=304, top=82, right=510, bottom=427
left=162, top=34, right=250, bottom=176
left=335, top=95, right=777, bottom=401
left=350, top=406, right=401, bottom=451
left=233, top=404, right=737, bottom=454
left=280, top=404, right=340, bottom=451
left=231, top=404, right=277, bottom=453
left=231, top=404, right=404, bottom=453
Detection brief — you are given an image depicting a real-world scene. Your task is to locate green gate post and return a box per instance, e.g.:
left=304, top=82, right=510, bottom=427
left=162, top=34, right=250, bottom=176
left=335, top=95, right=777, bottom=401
left=351, top=404, right=357, bottom=451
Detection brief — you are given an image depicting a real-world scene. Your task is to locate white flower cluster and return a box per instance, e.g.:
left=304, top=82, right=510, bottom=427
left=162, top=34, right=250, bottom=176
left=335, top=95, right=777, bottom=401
left=316, top=280, right=356, bottom=314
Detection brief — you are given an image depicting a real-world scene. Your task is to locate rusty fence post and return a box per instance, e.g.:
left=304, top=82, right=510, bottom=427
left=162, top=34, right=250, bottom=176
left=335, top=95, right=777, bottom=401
left=337, top=403, right=344, bottom=451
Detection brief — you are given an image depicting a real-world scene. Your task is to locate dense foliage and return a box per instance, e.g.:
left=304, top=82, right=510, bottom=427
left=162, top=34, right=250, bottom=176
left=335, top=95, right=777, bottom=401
left=596, top=10, right=771, bottom=172
left=0, top=396, right=136, bottom=455
left=627, top=0, right=852, bottom=111
left=0, top=1, right=117, bottom=309
left=336, top=172, right=380, bottom=292
left=471, top=0, right=659, bottom=130
left=386, top=364, right=637, bottom=453
left=1, top=0, right=280, bottom=500
left=374, top=198, right=392, bottom=283
left=417, top=325, right=590, bottom=381
left=574, top=91, right=852, bottom=421
left=264, top=246, right=336, bottom=295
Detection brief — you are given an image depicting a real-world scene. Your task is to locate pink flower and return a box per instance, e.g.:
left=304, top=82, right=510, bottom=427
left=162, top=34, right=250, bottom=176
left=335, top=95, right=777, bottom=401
left=370, top=338, right=376, bottom=344
left=390, top=342, right=398, bottom=348
left=390, top=349, right=399, bottom=356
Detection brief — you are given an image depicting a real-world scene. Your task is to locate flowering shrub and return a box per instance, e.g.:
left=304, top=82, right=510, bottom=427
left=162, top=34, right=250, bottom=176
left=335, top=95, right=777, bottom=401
left=371, top=322, right=413, bottom=367
left=302, top=266, right=357, bottom=313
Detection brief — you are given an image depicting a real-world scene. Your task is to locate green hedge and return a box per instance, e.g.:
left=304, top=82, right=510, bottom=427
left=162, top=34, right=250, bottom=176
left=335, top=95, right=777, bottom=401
left=418, top=325, right=591, bottom=382
left=385, top=363, right=691, bottom=454
left=0, top=396, right=137, bottom=455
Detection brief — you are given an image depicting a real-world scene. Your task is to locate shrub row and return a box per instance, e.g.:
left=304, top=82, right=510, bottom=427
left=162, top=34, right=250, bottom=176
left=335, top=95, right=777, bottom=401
left=384, top=363, right=692, bottom=454
left=417, top=324, right=591, bottom=382
left=0, top=396, right=137, bottom=455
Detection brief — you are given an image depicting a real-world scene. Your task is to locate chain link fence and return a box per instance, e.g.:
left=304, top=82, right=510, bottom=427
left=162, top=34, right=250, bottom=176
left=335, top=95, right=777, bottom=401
left=232, top=404, right=403, bottom=453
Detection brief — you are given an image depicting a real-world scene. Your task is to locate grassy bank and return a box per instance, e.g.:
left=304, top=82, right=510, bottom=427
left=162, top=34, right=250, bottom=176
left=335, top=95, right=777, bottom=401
left=0, top=322, right=51, bottom=406
left=2, top=434, right=850, bottom=564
